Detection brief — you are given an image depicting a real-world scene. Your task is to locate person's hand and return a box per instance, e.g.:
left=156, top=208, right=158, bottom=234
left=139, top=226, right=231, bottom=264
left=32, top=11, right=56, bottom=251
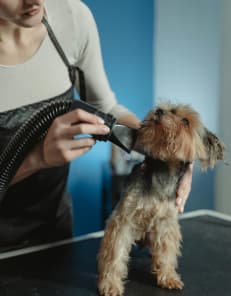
left=11, top=109, right=110, bottom=185
left=176, top=163, right=194, bottom=213
left=41, top=108, right=110, bottom=168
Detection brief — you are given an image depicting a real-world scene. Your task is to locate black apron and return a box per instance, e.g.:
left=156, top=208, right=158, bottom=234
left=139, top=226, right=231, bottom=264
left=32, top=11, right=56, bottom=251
left=0, top=19, right=82, bottom=252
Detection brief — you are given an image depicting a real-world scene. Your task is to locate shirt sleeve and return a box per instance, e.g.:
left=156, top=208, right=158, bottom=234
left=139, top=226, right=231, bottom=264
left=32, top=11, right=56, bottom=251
left=73, top=1, right=130, bottom=118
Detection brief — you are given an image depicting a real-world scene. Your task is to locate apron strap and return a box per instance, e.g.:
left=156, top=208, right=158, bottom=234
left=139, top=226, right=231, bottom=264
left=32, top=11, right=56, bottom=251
left=42, top=17, right=87, bottom=101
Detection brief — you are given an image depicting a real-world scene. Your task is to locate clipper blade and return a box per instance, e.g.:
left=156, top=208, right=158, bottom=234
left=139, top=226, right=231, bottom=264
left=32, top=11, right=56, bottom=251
left=109, top=124, right=138, bottom=153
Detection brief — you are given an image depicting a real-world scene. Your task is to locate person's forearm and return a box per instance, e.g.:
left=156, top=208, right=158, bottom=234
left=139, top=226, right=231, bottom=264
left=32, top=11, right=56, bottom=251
left=117, top=112, right=141, bottom=129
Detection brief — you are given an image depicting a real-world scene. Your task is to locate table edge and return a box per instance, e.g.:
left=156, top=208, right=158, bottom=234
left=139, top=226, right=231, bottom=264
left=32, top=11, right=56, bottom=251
left=0, top=209, right=230, bottom=260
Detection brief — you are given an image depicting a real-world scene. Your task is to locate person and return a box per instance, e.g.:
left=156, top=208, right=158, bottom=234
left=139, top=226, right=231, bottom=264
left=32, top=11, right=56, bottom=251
left=0, top=0, right=193, bottom=252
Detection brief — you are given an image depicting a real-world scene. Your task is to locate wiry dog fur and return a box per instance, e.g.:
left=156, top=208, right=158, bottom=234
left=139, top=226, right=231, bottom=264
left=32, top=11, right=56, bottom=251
left=97, top=102, right=225, bottom=296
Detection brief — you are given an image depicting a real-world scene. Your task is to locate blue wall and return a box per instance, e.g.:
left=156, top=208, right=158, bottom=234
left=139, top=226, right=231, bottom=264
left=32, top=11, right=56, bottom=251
left=154, top=0, right=221, bottom=211
left=67, top=0, right=154, bottom=235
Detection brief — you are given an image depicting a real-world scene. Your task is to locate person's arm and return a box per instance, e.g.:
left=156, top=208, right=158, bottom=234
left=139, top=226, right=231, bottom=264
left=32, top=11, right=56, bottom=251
left=74, top=3, right=131, bottom=117
left=117, top=113, right=141, bottom=129
left=11, top=109, right=110, bottom=185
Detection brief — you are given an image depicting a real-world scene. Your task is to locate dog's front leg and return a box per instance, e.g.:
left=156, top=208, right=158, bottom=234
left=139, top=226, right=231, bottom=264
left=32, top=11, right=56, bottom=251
left=148, top=206, right=183, bottom=290
left=97, top=216, right=134, bottom=296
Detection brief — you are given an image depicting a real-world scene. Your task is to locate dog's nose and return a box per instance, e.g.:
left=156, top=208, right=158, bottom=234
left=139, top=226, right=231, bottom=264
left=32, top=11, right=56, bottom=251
left=155, top=108, right=165, bottom=117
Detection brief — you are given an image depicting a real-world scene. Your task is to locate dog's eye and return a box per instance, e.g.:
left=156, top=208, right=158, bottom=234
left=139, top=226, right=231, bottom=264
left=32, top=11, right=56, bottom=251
left=181, top=118, right=190, bottom=127
left=171, top=109, right=177, bottom=114
left=155, top=108, right=165, bottom=116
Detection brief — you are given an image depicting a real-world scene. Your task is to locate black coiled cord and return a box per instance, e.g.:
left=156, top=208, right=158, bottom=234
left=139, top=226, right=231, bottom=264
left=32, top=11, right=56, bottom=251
left=0, top=98, right=74, bottom=201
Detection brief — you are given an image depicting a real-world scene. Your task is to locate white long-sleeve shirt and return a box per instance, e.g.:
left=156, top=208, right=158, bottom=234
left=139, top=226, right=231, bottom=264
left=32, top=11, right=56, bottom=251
left=0, top=0, right=129, bottom=118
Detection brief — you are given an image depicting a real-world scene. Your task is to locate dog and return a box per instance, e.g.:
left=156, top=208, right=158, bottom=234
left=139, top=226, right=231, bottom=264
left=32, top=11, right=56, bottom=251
left=97, top=101, right=225, bottom=296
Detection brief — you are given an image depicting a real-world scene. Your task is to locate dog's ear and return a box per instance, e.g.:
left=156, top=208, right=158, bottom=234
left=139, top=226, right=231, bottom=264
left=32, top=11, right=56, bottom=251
left=200, top=128, right=225, bottom=170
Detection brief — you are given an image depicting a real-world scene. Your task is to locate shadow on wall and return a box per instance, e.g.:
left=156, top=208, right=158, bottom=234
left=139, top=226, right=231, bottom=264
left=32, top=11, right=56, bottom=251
left=185, top=165, right=215, bottom=212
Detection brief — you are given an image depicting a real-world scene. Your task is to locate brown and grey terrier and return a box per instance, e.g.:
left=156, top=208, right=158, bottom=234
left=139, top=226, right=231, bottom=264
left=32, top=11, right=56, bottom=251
left=97, top=102, right=225, bottom=296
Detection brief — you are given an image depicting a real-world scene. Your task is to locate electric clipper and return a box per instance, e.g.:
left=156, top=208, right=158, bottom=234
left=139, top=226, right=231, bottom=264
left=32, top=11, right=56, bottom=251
left=71, top=100, right=139, bottom=153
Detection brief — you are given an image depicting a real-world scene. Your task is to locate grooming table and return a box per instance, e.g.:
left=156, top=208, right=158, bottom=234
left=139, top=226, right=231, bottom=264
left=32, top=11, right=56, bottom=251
left=0, top=210, right=231, bottom=296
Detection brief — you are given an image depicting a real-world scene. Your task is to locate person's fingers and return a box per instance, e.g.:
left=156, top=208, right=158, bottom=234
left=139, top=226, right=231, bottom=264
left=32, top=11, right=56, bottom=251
left=60, top=146, right=94, bottom=161
left=68, top=137, right=96, bottom=150
left=66, top=123, right=110, bottom=137
left=176, top=185, right=190, bottom=203
left=177, top=194, right=188, bottom=214
left=176, top=163, right=194, bottom=213
left=49, top=137, right=96, bottom=155
left=177, top=186, right=191, bottom=213
left=48, top=121, right=109, bottom=140
left=56, top=108, right=105, bottom=125
left=176, top=197, right=182, bottom=207
left=46, top=138, right=96, bottom=164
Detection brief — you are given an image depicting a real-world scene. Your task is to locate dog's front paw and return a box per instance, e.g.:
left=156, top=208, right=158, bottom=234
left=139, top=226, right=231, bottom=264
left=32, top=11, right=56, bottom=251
left=157, top=272, right=184, bottom=290
left=98, top=278, right=124, bottom=296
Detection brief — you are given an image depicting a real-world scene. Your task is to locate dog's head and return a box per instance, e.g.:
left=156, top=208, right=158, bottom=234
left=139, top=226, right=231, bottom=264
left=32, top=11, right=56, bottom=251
left=138, top=101, right=225, bottom=169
